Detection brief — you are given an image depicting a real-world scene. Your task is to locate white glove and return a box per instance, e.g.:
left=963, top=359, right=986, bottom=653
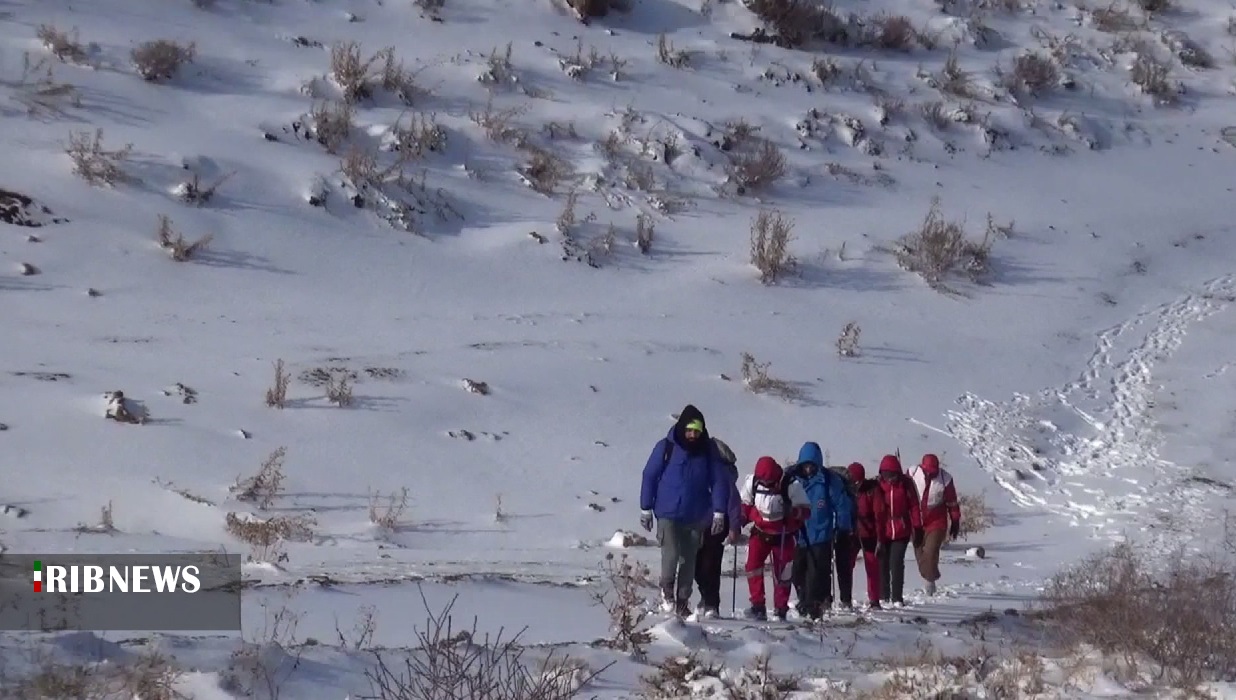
left=640, top=510, right=654, bottom=532
left=711, top=512, right=725, bottom=536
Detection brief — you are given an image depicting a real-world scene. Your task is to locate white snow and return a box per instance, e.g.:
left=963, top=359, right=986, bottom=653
left=2, top=0, right=1236, bottom=695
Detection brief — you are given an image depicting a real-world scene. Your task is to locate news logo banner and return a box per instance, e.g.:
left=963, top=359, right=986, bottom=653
left=2, top=553, right=242, bottom=632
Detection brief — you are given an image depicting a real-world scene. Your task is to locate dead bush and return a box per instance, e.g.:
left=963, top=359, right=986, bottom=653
left=867, top=14, right=917, bottom=51
left=390, top=111, right=446, bottom=158
left=1008, top=52, right=1060, bottom=95
left=7, top=53, right=83, bottom=118
left=231, top=446, right=287, bottom=509
left=1091, top=3, right=1142, bottom=32
left=75, top=501, right=117, bottom=534
left=740, top=352, right=804, bottom=401
left=655, top=33, right=693, bottom=68
left=565, top=0, right=630, bottom=20
left=65, top=128, right=132, bottom=186
left=8, top=651, right=185, bottom=700
left=308, top=99, right=355, bottom=154
left=957, top=492, right=995, bottom=538
left=635, top=213, right=654, bottom=254
left=369, top=487, right=409, bottom=529
left=1042, top=542, right=1236, bottom=689
left=749, top=209, right=795, bottom=284
left=266, top=359, right=290, bottom=408
left=326, top=372, right=353, bottom=407
left=155, top=214, right=212, bottom=261
left=366, top=588, right=610, bottom=699
left=728, top=139, right=786, bottom=194
left=36, top=24, right=89, bottom=64
left=330, top=41, right=392, bottom=103
left=131, top=39, right=195, bottom=82
left=1130, top=50, right=1178, bottom=105
left=890, top=197, right=994, bottom=292
left=638, top=653, right=725, bottom=698
left=836, top=321, right=861, bottom=357
left=936, top=50, right=974, bottom=98
left=590, top=553, right=655, bottom=660
left=225, top=511, right=315, bottom=560
left=177, top=171, right=234, bottom=206
left=518, top=145, right=573, bottom=194
left=742, top=0, right=850, bottom=48
left=469, top=98, right=528, bottom=145
left=1134, top=0, right=1170, bottom=14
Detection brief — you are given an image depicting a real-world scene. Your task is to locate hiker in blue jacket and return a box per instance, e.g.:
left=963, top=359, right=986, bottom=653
left=785, top=441, right=858, bottom=619
left=640, top=404, right=733, bottom=618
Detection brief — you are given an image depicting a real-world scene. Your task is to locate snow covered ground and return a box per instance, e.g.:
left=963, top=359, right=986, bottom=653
left=1, top=0, right=1235, bottom=695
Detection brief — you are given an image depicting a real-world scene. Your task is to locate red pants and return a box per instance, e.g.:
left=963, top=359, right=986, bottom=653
left=747, top=531, right=795, bottom=610
left=849, top=539, right=882, bottom=604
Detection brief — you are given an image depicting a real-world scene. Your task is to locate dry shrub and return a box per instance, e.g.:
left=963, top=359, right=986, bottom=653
left=565, top=0, right=630, bottom=20
left=326, top=372, right=353, bottom=407
left=957, top=492, right=995, bottom=538
left=638, top=653, right=724, bottom=698
left=9, top=53, right=82, bottom=118
left=591, top=552, right=655, bottom=660
left=655, top=33, right=692, bottom=68
left=65, top=128, right=132, bottom=186
left=867, top=14, right=917, bottom=51
left=36, top=24, right=88, bottom=64
left=231, top=446, right=287, bottom=509
left=728, top=138, right=786, bottom=194
left=75, top=501, right=117, bottom=534
left=936, top=50, right=974, bottom=98
left=1008, top=52, right=1060, bottom=95
left=740, top=352, right=804, bottom=401
left=836, top=321, right=861, bottom=357
left=155, top=214, right=212, bottom=261
left=890, top=197, right=994, bottom=292
left=749, top=209, right=795, bottom=284
left=224, top=511, right=315, bottom=560
left=742, top=0, right=850, bottom=47
left=366, top=588, right=610, bottom=699
left=308, top=99, right=355, bottom=154
left=369, top=487, right=409, bottom=529
left=266, top=359, right=290, bottom=408
left=390, top=111, right=446, bottom=158
left=469, top=98, right=528, bottom=145
left=8, top=652, right=185, bottom=700
left=1130, top=49, right=1178, bottom=105
left=518, top=145, right=573, bottom=194
left=1041, top=542, right=1236, bottom=689
left=329, top=41, right=401, bottom=103
left=1091, top=3, right=1142, bottom=32
left=131, top=39, right=195, bottom=82
left=635, top=214, right=654, bottom=254
left=177, top=171, right=233, bottom=206
left=640, top=652, right=800, bottom=699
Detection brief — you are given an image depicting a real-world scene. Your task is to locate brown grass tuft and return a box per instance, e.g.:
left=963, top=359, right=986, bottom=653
left=131, top=39, right=196, bottom=82
left=749, top=209, right=795, bottom=284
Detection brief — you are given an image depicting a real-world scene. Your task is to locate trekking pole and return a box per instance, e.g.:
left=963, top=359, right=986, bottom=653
left=731, top=542, right=738, bottom=617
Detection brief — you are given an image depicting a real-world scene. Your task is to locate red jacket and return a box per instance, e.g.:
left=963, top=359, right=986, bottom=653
left=875, top=455, right=921, bottom=542
left=740, top=457, right=811, bottom=536
left=847, top=462, right=886, bottom=542
left=910, top=454, right=961, bottom=533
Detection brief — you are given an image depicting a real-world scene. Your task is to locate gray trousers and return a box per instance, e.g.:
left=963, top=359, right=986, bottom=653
left=656, top=519, right=705, bottom=603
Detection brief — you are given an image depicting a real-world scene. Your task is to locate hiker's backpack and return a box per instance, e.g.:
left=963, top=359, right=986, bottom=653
left=829, top=466, right=859, bottom=501
left=751, top=476, right=793, bottom=523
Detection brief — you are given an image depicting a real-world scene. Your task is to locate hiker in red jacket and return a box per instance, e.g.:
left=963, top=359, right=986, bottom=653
left=844, top=462, right=887, bottom=609
left=739, top=456, right=811, bottom=622
left=875, top=455, right=921, bottom=607
left=909, top=453, right=962, bottom=597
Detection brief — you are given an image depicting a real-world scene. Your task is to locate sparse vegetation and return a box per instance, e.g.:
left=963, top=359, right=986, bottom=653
left=36, top=24, right=89, bottom=64
left=74, top=501, right=117, bottom=534
left=749, top=209, right=795, bottom=284
left=231, top=446, right=287, bottom=509
left=958, top=492, right=995, bottom=538
left=177, top=171, right=234, bottom=206
left=1007, top=51, right=1060, bottom=96
left=329, top=42, right=417, bottom=104
left=367, top=588, right=609, bottom=699
left=655, top=33, right=693, bottom=68
left=1130, top=47, right=1179, bottom=105
left=326, top=372, right=354, bottom=406
left=635, top=213, right=654, bottom=254
left=308, top=99, right=356, bottom=154
left=266, top=359, right=290, bottom=408
left=155, top=214, right=213, bottom=261
left=742, top=0, right=849, bottom=48
left=131, top=39, right=196, bottom=82
left=638, top=651, right=802, bottom=699
left=225, top=511, right=315, bottom=562
left=368, top=487, right=409, bottom=529
left=591, top=552, right=655, bottom=660
left=740, top=352, right=804, bottom=401
left=889, top=197, right=995, bottom=292
left=65, top=129, right=132, bottom=186
left=837, top=322, right=862, bottom=357
left=728, top=138, right=787, bottom=194
left=6, top=651, right=185, bottom=700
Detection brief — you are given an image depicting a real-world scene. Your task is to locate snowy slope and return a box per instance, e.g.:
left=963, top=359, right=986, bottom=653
left=1, top=0, right=1235, bottom=695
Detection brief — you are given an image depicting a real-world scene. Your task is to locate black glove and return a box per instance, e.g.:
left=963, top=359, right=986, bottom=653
left=912, top=529, right=924, bottom=549
left=949, top=520, right=960, bottom=541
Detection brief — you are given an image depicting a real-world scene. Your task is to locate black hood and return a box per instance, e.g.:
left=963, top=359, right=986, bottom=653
left=672, top=404, right=710, bottom=453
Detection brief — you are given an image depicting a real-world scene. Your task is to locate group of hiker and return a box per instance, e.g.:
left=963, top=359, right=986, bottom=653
left=639, top=404, right=963, bottom=622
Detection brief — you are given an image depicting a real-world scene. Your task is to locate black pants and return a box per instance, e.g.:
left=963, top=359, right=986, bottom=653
left=791, top=541, right=833, bottom=614
left=832, top=534, right=856, bottom=606
left=694, top=519, right=728, bottom=609
left=878, top=538, right=910, bottom=603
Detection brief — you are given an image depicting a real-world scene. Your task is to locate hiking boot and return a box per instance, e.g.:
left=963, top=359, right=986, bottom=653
left=674, top=599, right=692, bottom=619
left=868, top=600, right=882, bottom=610
left=699, top=606, right=720, bottom=619
left=744, top=604, right=767, bottom=621
left=794, top=602, right=809, bottom=617
left=773, top=608, right=789, bottom=622
left=925, top=581, right=937, bottom=596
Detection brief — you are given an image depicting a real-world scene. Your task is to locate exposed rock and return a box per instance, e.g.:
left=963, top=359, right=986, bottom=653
left=0, top=189, right=69, bottom=228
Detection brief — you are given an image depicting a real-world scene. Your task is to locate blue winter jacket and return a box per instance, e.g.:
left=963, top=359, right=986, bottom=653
left=640, top=428, right=731, bottom=525
left=789, top=442, right=857, bottom=546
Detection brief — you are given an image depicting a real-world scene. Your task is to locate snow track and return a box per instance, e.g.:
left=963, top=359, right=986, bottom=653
left=944, top=274, right=1236, bottom=556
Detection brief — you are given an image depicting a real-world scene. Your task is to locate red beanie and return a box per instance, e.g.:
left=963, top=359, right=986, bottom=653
left=920, top=453, right=940, bottom=474
left=847, top=462, right=865, bottom=481
left=879, top=455, right=902, bottom=474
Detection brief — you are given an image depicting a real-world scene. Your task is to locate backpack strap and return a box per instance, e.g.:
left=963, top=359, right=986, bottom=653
left=661, top=438, right=673, bottom=468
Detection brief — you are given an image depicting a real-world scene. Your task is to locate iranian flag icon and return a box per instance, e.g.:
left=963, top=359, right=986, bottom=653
left=33, top=560, right=41, bottom=592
